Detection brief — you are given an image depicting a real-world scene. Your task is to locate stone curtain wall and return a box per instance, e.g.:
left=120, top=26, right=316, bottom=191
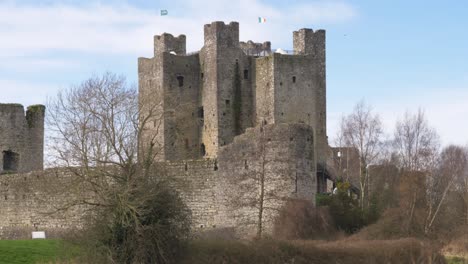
left=0, top=169, right=88, bottom=239
left=217, top=123, right=316, bottom=237
left=0, top=125, right=316, bottom=239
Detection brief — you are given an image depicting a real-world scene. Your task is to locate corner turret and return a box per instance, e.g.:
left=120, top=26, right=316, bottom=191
left=154, top=33, right=186, bottom=56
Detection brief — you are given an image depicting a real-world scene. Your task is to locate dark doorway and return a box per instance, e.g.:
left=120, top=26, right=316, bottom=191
left=3, top=151, right=19, bottom=172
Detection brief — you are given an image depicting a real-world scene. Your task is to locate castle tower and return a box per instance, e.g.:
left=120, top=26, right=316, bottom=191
left=139, top=32, right=201, bottom=161
left=254, top=28, right=327, bottom=165
left=0, top=104, right=45, bottom=173
left=293, top=29, right=327, bottom=165
left=200, top=21, right=254, bottom=158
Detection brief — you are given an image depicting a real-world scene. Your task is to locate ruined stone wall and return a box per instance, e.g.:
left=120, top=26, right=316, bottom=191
left=154, top=33, right=186, bottom=56
left=155, top=160, right=219, bottom=230
left=0, top=169, right=88, bottom=239
left=240, top=41, right=271, bottom=56
left=0, top=104, right=44, bottom=174
left=217, top=123, right=316, bottom=237
left=0, top=124, right=316, bottom=239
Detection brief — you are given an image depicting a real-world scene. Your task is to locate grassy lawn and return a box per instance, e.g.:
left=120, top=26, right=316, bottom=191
left=446, top=256, right=468, bottom=264
left=0, top=239, right=77, bottom=264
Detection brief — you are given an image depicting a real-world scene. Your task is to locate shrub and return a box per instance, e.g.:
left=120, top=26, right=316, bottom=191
left=72, top=179, right=191, bottom=264
left=273, top=199, right=338, bottom=240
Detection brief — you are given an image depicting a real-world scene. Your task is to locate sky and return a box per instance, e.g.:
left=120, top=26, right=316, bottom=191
left=1, top=0, right=467, bottom=146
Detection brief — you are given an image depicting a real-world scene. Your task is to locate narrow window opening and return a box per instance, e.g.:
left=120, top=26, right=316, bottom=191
left=244, top=160, right=248, bottom=169
left=3, top=150, right=19, bottom=172
left=201, top=144, right=206, bottom=156
left=201, top=73, right=204, bottom=79
left=4, top=195, right=7, bottom=200
left=225, top=100, right=230, bottom=105
left=292, top=76, right=296, bottom=83
left=214, top=160, right=218, bottom=171
left=177, top=75, right=184, bottom=87
left=185, top=138, right=189, bottom=149
left=280, top=82, right=283, bottom=86
left=222, top=112, right=226, bottom=116
left=198, top=107, right=204, bottom=119
left=290, top=137, right=294, bottom=141
left=243, top=70, right=249, bottom=79
left=185, top=163, right=188, bottom=171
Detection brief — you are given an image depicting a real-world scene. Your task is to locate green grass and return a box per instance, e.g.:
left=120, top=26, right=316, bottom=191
left=0, top=239, right=78, bottom=264
left=446, top=256, right=468, bottom=264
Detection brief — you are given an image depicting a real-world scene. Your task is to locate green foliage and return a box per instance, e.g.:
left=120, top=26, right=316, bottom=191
left=315, top=193, right=332, bottom=206
left=0, top=239, right=78, bottom=264
left=26, top=104, right=45, bottom=128
left=317, top=182, right=381, bottom=234
left=445, top=256, right=468, bottom=264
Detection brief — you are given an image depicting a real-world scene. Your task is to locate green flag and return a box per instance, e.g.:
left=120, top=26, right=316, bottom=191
left=161, top=10, right=168, bottom=16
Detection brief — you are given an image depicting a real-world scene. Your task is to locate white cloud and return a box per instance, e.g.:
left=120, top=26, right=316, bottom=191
left=0, top=1, right=357, bottom=57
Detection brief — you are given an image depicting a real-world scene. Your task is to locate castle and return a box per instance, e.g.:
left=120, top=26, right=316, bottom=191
left=138, top=21, right=327, bottom=166
left=137, top=21, right=330, bottom=235
left=0, top=21, right=335, bottom=238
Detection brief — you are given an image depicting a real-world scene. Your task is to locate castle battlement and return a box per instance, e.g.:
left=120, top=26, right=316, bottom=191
left=154, top=33, right=187, bottom=56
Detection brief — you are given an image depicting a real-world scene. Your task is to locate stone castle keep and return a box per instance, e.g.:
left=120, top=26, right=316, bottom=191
left=0, top=21, right=332, bottom=238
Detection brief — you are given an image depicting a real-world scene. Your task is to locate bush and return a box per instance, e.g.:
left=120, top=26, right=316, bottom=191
left=71, top=179, right=191, bottom=264
left=316, top=182, right=381, bottom=234
left=273, top=199, right=338, bottom=240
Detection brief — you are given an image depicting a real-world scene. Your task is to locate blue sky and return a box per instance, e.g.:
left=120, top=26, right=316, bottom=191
left=1, top=0, right=467, bottom=146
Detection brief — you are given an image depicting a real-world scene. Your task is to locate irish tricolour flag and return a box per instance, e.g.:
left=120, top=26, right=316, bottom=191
left=258, top=17, right=266, bottom=23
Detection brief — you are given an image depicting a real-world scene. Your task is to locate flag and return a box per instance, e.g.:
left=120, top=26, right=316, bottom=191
left=161, top=10, right=168, bottom=16
left=258, top=17, right=266, bottom=23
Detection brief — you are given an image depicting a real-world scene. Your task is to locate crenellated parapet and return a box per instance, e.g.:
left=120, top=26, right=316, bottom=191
left=240, top=40, right=271, bottom=56
left=154, top=33, right=186, bottom=56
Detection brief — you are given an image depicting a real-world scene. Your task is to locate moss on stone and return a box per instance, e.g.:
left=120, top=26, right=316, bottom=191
left=26, top=105, right=45, bottom=128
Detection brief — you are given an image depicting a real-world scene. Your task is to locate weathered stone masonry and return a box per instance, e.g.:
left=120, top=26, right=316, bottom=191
left=138, top=21, right=327, bottom=236
left=0, top=21, right=329, bottom=238
left=0, top=104, right=44, bottom=174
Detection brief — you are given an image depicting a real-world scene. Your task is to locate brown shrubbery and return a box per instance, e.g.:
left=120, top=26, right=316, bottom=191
left=273, top=199, right=339, bottom=240
left=179, top=238, right=446, bottom=264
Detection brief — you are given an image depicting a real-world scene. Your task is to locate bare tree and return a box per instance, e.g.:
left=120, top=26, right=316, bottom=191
left=338, top=100, right=383, bottom=207
left=393, top=109, right=440, bottom=172
left=47, top=73, right=190, bottom=263
left=424, top=145, right=467, bottom=233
